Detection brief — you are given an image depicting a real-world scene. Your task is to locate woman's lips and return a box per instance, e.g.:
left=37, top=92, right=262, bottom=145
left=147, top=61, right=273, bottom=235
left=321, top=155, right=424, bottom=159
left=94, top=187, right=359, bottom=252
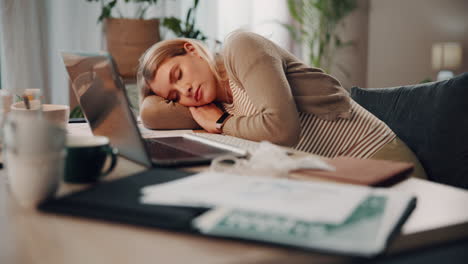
left=195, top=86, right=201, bottom=101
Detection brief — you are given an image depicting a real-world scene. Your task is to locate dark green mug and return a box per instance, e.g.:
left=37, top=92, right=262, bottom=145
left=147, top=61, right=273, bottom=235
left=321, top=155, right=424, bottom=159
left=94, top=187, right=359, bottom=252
left=64, top=135, right=118, bottom=183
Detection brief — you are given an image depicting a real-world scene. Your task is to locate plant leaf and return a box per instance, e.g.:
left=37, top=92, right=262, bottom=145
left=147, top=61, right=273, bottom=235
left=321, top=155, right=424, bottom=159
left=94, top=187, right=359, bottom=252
left=287, top=0, right=303, bottom=24
left=162, top=17, right=183, bottom=35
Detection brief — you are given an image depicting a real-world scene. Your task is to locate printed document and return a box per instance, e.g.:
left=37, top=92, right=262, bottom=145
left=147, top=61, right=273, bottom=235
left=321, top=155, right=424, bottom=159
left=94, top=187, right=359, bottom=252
left=192, top=189, right=416, bottom=257
left=141, top=172, right=371, bottom=224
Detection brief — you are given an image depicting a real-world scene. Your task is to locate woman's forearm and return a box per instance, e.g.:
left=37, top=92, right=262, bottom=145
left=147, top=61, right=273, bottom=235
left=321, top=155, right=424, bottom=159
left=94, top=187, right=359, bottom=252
left=140, top=95, right=201, bottom=130
left=222, top=111, right=301, bottom=147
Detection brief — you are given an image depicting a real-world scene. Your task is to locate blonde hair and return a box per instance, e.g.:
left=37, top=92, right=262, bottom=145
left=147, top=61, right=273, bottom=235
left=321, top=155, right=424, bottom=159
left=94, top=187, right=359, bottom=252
left=137, top=38, right=226, bottom=104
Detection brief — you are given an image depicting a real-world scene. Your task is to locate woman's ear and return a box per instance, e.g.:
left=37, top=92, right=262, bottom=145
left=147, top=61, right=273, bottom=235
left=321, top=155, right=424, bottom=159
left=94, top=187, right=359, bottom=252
left=183, top=42, right=197, bottom=55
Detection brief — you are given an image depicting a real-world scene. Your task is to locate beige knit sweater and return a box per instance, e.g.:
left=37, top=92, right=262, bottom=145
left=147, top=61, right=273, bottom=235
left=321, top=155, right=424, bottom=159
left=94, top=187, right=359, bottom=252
left=140, top=31, right=352, bottom=146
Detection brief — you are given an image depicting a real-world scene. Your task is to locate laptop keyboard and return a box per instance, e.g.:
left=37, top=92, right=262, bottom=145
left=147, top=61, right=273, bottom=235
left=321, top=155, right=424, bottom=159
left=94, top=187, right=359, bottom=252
left=188, top=133, right=261, bottom=153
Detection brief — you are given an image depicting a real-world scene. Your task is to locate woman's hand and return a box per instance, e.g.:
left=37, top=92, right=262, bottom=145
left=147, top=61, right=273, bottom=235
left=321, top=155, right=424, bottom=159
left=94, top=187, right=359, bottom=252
left=189, top=103, right=224, bottom=133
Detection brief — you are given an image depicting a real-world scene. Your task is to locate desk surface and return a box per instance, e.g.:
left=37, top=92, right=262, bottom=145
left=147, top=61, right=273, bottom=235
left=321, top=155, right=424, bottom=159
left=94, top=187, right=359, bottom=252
left=1, top=126, right=468, bottom=263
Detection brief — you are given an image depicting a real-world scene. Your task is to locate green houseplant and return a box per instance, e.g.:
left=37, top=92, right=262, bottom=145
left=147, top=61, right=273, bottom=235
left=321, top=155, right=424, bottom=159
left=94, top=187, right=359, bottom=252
left=87, top=0, right=159, bottom=23
left=285, top=0, right=357, bottom=75
left=162, top=0, right=207, bottom=41
left=85, top=0, right=161, bottom=78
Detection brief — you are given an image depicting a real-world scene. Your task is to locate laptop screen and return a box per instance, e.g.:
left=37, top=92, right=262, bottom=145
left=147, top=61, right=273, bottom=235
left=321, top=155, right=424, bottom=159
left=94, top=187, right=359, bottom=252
left=62, top=51, right=152, bottom=167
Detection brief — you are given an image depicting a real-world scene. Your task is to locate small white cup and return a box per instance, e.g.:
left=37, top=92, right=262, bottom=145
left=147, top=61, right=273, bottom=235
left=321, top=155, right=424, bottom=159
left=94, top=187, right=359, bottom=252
left=4, top=113, right=66, bottom=208
left=10, top=102, right=70, bottom=129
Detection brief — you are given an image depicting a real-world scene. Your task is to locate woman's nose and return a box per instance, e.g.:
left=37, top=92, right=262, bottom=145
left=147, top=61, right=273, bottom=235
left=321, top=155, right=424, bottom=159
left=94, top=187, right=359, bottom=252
left=175, top=84, right=192, bottom=96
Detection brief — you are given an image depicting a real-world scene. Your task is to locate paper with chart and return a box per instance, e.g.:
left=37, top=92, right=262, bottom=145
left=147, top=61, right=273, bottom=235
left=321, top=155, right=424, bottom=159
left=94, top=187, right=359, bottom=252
left=191, top=189, right=415, bottom=257
left=141, top=172, right=371, bottom=224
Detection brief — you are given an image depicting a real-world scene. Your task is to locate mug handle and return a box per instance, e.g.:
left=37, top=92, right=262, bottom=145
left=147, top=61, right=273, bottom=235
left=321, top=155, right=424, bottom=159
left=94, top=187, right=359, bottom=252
left=100, top=147, right=119, bottom=177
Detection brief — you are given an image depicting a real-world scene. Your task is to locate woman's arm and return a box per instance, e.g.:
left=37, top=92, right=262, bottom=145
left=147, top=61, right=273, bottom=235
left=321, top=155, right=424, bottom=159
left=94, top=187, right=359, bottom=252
left=140, top=95, right=201, bottom=130
left=221, top=32, right=301, bottom=147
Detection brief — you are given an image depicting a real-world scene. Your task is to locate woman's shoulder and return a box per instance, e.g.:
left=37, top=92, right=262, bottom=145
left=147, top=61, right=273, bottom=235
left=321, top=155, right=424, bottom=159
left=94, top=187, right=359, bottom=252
left=222, top=31, right=285, bottom=88
left=223, top=31, right=276, bottom=57
left=225, top=31, right=261, bottom=45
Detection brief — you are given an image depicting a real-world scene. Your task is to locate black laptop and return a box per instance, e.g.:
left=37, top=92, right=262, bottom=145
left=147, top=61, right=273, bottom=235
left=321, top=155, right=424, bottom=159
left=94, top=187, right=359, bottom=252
left=61, top=51, right=246, bottom=167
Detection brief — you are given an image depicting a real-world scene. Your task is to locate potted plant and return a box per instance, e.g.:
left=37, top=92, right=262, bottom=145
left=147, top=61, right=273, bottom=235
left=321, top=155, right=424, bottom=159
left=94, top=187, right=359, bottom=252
left=86, top=0, right=161, bottom=78
left=284, top=0, right=357, bottom=76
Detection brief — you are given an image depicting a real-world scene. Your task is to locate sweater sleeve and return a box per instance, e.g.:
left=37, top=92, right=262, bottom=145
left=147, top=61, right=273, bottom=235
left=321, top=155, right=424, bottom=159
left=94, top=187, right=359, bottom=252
left=140, top=95, right=201, bottom=130
left=221, top=32, right=301, bottom=147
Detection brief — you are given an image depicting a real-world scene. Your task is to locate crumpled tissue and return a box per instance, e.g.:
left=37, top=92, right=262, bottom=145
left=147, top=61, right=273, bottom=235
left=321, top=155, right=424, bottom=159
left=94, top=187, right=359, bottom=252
left=210, top=141, right=335, bottom=178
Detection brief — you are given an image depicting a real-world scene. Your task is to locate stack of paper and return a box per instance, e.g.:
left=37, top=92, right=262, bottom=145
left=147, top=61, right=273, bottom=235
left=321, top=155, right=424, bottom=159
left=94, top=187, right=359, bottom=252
left=141, top=172, right=369, bottom=224
left=141, top=172, right=416, bottom=257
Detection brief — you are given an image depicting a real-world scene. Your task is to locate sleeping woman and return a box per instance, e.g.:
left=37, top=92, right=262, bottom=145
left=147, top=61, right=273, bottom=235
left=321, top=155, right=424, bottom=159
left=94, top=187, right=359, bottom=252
left=137, top=31, right=426, bottom=179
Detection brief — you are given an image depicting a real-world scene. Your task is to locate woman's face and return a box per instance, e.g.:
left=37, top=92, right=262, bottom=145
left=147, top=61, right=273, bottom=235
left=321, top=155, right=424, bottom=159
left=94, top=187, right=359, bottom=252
left=149, top=43, right=218, bottom=107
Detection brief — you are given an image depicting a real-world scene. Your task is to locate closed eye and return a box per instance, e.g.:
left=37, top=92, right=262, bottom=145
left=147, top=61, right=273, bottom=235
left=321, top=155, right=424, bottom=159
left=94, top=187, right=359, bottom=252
left=177, top=68, right=183, bottom=80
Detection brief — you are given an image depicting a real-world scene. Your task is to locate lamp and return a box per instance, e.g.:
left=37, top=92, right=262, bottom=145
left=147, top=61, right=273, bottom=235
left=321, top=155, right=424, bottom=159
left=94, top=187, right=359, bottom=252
left=432, top=42, right=463, bottom=81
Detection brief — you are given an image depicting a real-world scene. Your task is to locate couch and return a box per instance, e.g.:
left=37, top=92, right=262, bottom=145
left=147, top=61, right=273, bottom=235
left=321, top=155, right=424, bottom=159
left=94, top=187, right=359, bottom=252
left=350, top=72, right=468, bottom=189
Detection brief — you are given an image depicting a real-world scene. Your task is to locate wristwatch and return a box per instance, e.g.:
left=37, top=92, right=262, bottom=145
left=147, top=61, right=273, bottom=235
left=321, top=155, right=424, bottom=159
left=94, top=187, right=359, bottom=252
left=215, top=112, right=231, bottom=133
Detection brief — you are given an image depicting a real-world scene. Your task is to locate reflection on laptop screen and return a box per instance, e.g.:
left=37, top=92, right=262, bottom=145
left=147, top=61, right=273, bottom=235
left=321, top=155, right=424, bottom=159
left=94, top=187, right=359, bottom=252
left=62, top=52, right=152, bottom=167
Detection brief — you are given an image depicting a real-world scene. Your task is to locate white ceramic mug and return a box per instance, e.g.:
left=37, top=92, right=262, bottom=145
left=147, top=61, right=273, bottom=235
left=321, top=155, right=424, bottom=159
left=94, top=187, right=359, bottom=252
left=3, top=113, right=66, bottom=208
left=10, top=102, right=70, bottom=129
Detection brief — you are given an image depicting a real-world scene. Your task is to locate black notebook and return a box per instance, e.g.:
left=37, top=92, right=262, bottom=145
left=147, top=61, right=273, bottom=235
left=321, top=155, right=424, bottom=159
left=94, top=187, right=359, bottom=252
left=38, top=168, right=209, bottom=232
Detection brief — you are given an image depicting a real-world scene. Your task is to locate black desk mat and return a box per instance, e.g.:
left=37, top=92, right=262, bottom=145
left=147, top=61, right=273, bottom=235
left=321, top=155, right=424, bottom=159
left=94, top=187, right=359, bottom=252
left=39, top=168, right=208, bottom=232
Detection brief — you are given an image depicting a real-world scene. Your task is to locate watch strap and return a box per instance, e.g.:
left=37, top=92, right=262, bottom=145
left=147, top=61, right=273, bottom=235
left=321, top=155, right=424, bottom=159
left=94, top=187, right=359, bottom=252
left=215, top=112, right=231, bottom=132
